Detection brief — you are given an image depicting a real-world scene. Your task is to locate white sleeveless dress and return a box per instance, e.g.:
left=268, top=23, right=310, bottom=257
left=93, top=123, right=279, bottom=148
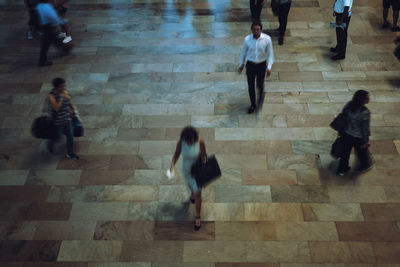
left=181, top=140, right=200, bottom=193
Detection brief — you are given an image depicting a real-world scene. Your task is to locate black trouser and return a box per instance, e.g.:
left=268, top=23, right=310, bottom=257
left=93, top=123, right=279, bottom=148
left=278, top=2, right=291, bottom=37
left=250, top=0, right=263, bottom=20
left=246, top=61, right=266, bottom=107
left=39, top=25, right=68, bottom=63
left=47, top=121, right=74, bottom=154
left=338, top=132, right=370, bottom=172
left=335, top=15, right=351, bottom=56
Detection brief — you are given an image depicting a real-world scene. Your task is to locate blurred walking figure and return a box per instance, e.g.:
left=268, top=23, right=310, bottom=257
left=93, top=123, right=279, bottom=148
left=330, top=0, right=353, bottom=60
left=170, top=126, right=207, bottom=230
left=250, top=0, right=264, bottom=21
left=53, top=0, right=72, bottom=43
left=238, top=21, right=274, bottom=114
left=270, top=0, right=292, bottom=45
left=47, top=78, right=79, bottom=160
left=337, top=90, right=373, bottom=176
left=382, top=0, right=400, bottom=31
left=36, top=0, right=72, bottom=66
left=24, top=0, right=39, bottom=40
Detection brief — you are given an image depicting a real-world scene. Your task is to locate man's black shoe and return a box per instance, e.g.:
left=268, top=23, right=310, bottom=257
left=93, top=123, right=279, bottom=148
left=38, top=61, right=53, bottom=67
left=392, top=26, right=400, bottom=32
left=382, top=21, right=390, bottom=28
left=330, top=47, right=338, bottom=53
left=331, top=54, right=345, bottom=60
left=278, top=36, right=284, bottom=45
left=248, top=106, right=255, bottom=114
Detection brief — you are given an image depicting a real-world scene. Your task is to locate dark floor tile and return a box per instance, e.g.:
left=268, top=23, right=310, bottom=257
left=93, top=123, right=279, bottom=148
left=0, top=186, right=50, bottom=202
left=0, top=203, right=72, bottom=221
left=271, top=185, right=330, bottom=203
left=94, top=221, right=154, bottom=240
left=0, top=240, right=61, bottom=261
left=154, top=221, right=215, bottom=241
left=373, top=242, right=400, bottom=263
left=336, top=222, right=400, bottom=241
left=361, top=203, right=400, bottom=221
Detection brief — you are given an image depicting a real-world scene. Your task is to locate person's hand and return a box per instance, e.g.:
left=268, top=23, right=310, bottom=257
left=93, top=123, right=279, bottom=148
left=266, top=69, right=271, bottom=77
left=362, top=143, right=370, bottom=149
left=61, top=91, right=70, bottom=99
left=238, top=65, right=244, bottom=74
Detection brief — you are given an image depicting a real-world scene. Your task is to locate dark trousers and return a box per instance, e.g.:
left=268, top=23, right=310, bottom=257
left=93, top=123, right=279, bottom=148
left=278, top=2, right=291, bottom=37
left=338, top=132, right=370, bottom=172
left=47, top=121, right=74, bottom=154
left=335, top=15, right=351, bottom=56
left=39, top=25, right=69, bottom=63
left=249, top=0, right=263, bottom=21
left=246, top=61, right=266, bottom=107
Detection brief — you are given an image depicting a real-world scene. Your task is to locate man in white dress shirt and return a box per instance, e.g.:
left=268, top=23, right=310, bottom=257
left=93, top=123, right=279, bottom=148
left=238, top=21, right=274, bottom=114
left=330, top=0, right=353, bottom=60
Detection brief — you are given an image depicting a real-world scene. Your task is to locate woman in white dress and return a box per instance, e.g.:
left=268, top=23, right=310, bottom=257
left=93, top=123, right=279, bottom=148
left=170, top=126, right=206, bottom=230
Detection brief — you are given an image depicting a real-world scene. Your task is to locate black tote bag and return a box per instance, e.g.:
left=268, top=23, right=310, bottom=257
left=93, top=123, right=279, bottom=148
left=31, top=116, right=58, bottom=139
left=330, top=113, right=347, bottom=132
left=191, top=155, right=222, bottom=188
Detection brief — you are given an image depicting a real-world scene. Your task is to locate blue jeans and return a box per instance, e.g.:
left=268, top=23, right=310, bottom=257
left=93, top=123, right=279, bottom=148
left=47, top=120, right=74, bottom=154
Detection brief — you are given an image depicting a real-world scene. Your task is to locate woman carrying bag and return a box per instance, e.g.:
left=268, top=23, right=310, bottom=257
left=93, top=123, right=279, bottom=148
left=47, top=77, right=79, bottom=160
left=336, top=90, right=373, bottom=176
left=169, top=126, right=206, bottom=230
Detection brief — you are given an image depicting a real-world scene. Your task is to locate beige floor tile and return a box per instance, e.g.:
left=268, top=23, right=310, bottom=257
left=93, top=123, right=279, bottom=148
left=102, top=185, right=158, bottom=202
left=309, top=242, right=375, bottom=263
left=215, top=222, right=276, bottom=241
left=243, top=170, right=297, bottom=185
left=302, top=203, right=364, bottom=221
left=57, top=241, right=122, bottom=261
left=244, top=203, right=304, bottom=221
left=183, top=241, right=246, bottom=262
left=246, top=241, right=310, bottom=262
left=328, top=185, right=387, bottom=203
left=276, top=222, right=338, bottom=241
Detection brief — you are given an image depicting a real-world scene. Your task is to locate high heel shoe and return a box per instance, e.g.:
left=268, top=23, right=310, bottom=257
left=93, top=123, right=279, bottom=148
left=194, top=216, right=201, bottom=231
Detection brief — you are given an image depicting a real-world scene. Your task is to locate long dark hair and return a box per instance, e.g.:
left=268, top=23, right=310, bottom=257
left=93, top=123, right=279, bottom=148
left=180, top=126, right=199, bottom=144
left=349, top=90, right=369, bottom=112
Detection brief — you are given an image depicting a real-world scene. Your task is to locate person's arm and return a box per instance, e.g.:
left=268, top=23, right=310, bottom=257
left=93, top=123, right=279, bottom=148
left=170, top=140, right=182, bottom=172
left=199, top=138, right=207, bottom=160
left=238, top=39, right=248, bottom=73
left=336, top=6, right=349, bottom=25
left=265, top=37, right=274, bottom=77
left=361, top=111, right=371, bottom=148
left=48, top=94, right=64, bottom=112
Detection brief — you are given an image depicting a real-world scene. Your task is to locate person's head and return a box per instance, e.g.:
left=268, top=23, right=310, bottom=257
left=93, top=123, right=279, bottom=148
left=52, top=77, right=66, bottom=92
left=350, top=90, right=369, bottom=110
left=180, top=126, right=199, bottom=145
left=251, top=21, right=262, bottom=39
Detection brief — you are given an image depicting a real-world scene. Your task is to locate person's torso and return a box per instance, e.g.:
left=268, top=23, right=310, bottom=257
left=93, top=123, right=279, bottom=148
left=343, top=103, right=369, bottom=137
left=36, top=3, right=60, bottom=26
left=48, top=90, right=71, bottom=125
left=181, top=141, right=200, bottom=162
left=334, top=0, right=353, bottom=15
left=245, top=33, right=271, bottom=62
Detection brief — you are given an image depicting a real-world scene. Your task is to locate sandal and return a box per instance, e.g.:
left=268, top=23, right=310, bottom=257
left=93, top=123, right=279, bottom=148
left=194, top=216, right=201, bottom=231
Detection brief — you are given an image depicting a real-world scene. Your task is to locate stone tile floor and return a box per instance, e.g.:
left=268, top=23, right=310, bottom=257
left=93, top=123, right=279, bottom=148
left=0, top=0, right=400, bottom=265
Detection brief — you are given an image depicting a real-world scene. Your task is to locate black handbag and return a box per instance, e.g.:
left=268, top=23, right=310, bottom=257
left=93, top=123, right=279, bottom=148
left=72, top=116, right=84, bottom=137
left=31, top=116, right=58, bottom=139
left=331, top=136, right=346, bottom=159
left=330, top=113, right=347, bottom=132
left=191, top=155, right=222, bottom=188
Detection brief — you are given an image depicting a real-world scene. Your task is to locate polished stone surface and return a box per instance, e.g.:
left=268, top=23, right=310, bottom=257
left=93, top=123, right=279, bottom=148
left=1, top=0, right=400, bottom=265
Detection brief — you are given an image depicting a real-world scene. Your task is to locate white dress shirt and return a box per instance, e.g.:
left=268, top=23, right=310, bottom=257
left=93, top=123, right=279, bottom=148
left=239, top=33, right=274, bottom=70
left=334, top=0, right=353, bottom=16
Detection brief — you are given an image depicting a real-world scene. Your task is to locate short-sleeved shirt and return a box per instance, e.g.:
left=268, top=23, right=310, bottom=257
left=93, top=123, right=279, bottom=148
left=334, top=0, right=353, bottom=16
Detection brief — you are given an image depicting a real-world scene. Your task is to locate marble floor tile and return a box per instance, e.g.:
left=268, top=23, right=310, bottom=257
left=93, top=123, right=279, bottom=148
left=372, top=242, right=400, bottom=263
left=215, top=185, right=271, bottom=203
left=102, top=185, right=158, bottom=202
left=309, top=242, right=375, bottom=263
left=277, top=222, right=338, bottom=241
left=183, top=241, right=246, bottom=262
left=268, top=154, right=320, bottom=170
left=361, top=203, right=400, bottom=221
left=246, top=241, right=310, bottom=262
left=302, top=203, right=364, bottom=222
left=215, top=222, right=276, bottom=241
left=0, top=186, right=50, bottom=202
left=47, top=186, right=104, bottom=203
left=244, top=203, right=304, bottom=221
left=243, top=170, right=297, bottom=186
left=120, top=241, right=183, bottom=262
left=0, top=170, right=28, bottom=185
left=271, top=185, right=330, bottom=203
left=94, top=221, right=154, bottom=241
left=69, top=203, right=129, bottom=221
left=336, top=222, right=400, bottom=242
left=0, top=240, right=61, bottom=261
left=57, top=241, right=122, bottom=261
left=79, top=170, right=134, bottom=185
left=33, top=221, right=97, bottom=240
left=26, top=170, right=81, bottom=186
left=154, top=221, right=215, bottom=241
